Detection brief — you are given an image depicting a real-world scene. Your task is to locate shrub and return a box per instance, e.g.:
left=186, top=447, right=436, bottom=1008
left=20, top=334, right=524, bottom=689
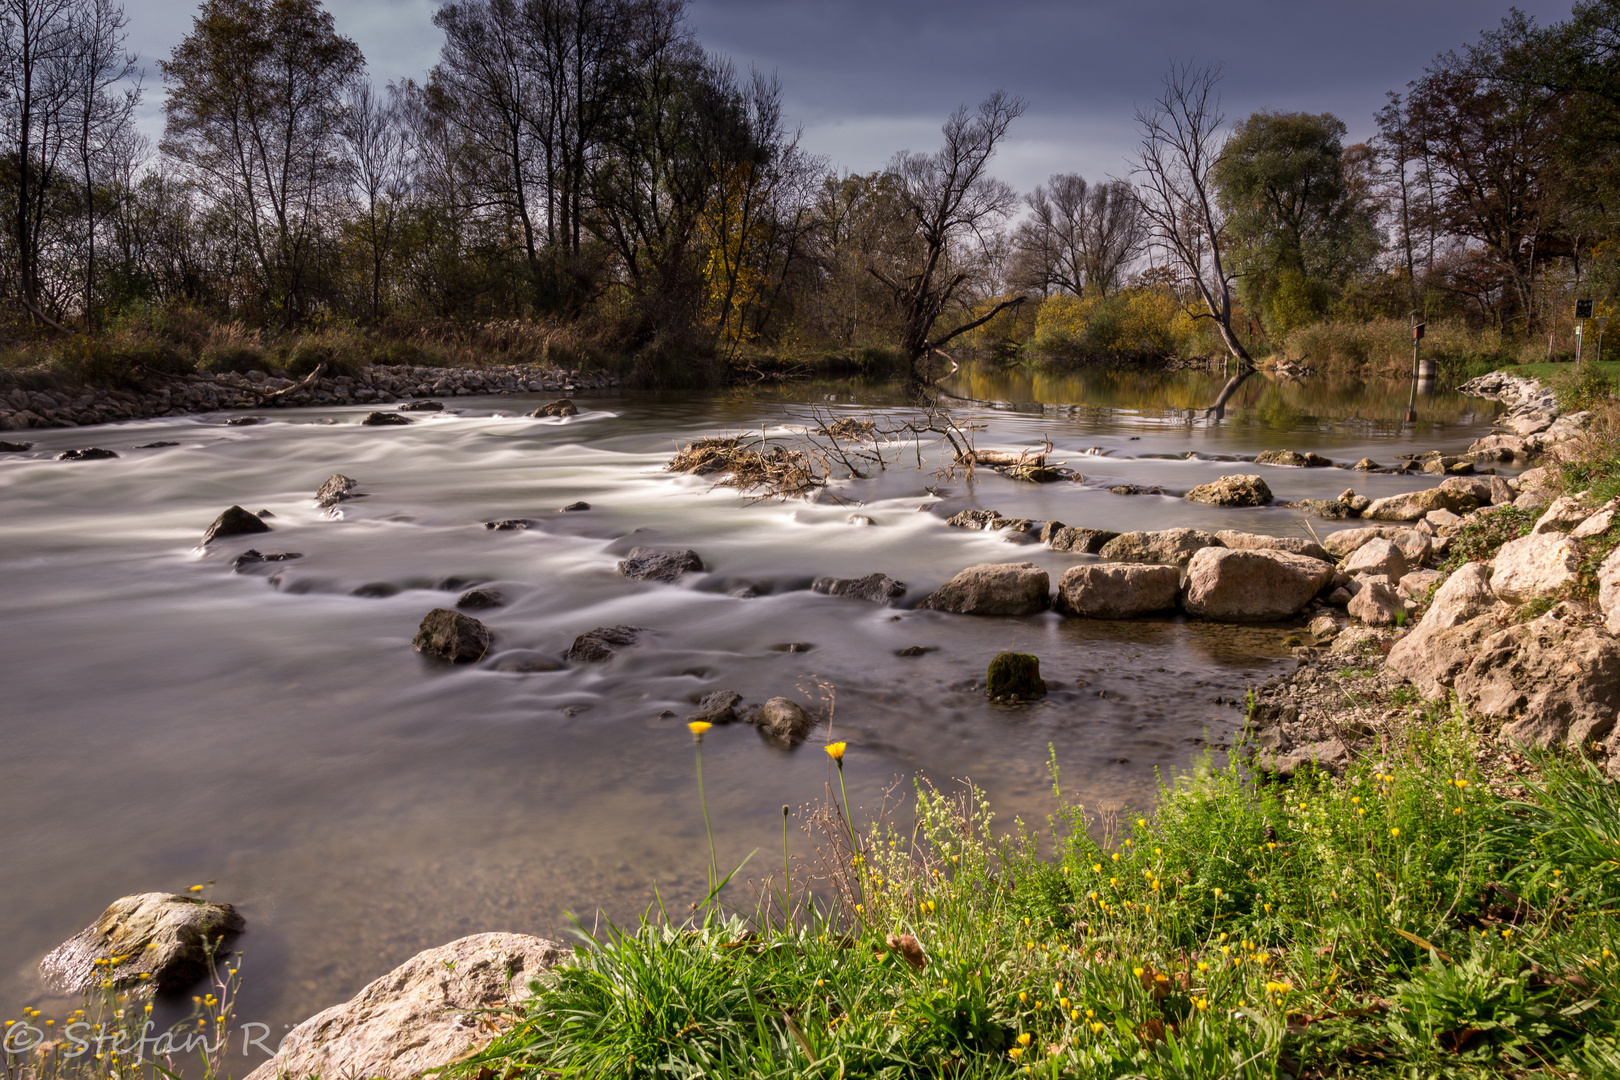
left=1552, top=363, right=1615, bottom=412
left=1030, top=288, right=1199, bottom=362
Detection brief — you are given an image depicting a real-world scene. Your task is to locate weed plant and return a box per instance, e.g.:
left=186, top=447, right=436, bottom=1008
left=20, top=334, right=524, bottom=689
left=463, top=709, right=1620, bottom=1079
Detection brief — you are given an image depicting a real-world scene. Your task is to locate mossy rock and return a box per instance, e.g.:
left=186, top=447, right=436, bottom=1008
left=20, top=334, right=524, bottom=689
left=986, top=652, right=1046, bottom=701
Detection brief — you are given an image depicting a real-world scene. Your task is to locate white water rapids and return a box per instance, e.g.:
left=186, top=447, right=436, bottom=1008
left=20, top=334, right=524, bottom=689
left=0, top=370, right=1502, bottom=1038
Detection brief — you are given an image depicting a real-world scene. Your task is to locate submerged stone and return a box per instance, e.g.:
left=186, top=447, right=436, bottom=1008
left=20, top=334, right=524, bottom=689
left=412, top=608, right=491, bottom=663
left=202, top=504, right=271, bottom=545
left=986, top=652, right=1046, bottom=701
left=40, top=893, right=244, bottom=996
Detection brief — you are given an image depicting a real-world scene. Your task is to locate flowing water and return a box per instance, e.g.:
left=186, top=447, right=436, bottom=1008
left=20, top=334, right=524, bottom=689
left=0, top=365, right=1501, bottom=1047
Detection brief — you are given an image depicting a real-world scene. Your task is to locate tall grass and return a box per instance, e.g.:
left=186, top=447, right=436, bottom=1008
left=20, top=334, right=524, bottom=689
left=463, top=708, right=1620, bottom=1079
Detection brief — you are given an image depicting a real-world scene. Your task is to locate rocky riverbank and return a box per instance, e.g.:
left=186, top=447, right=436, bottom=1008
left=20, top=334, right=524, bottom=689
left=0, top=363, right=618, bottom=431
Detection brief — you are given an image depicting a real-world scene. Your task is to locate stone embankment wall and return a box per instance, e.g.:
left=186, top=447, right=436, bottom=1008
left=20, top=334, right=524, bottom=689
left=0, top=364, right=619, bottom=431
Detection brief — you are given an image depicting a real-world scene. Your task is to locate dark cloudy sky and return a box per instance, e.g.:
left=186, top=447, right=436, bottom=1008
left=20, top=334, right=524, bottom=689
left=128, top=0, right=1573, bottom=192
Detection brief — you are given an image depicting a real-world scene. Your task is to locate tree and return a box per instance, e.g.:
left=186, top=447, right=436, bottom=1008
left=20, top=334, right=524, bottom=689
left=0, top=0, right=80, bottom=326
left=341, top=79, right=412, bottom=322
left=1211, top=110, right=1379, bottom=333
left=67, top=0, right=137, bottom=328
left=868, top=90, right=1027, bottom=380
left=1013, top=173, right=1144, bottom=297
left=1128, top=62, right=1252, bottom=367
left=161, top=0, right=364, bottom=324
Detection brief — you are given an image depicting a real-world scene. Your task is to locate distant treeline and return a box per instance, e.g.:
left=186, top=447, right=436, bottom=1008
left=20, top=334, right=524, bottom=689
left=0, top=0, right=1617, bottom=383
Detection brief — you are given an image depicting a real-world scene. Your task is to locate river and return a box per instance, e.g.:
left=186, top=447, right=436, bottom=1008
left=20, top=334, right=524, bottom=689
left=0, top=364, right=1500, bottom=1042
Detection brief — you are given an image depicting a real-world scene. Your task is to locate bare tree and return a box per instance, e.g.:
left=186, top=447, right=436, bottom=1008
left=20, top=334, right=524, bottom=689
left=68, top=0, right=137, bottom=328
left=0, top=0, right=79, bottom=327
left=1128, top=62, right=1252, bottom=366
left=869, top=90, right=1027, bottom=380
left=341, top=79, right=412, bottom=321
left=1014, top=173, right=1144, bottom=296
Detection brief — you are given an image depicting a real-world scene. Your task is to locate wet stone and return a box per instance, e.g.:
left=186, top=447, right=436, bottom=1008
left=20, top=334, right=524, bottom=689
left=986, top=652, right=1046, bottom=701
left=686, top=690, right=743, bottom=725
left=412, top=608, right=491, bottom=663
left=0, top=440, right=34, bottom=451
left=202, top=504, right=272, bottom=545
left=532, top=399, right=579, bottom=418
left=315, top=473, right=360, bottom=507
left=398, top=400, right=444, bottom=412
left=770, top=642, right=813, bottom=653
left=618, top=546, right=703, bottom=582
left=232, top=549, right=303, bottom=572
left=567, top=625, right=643, bottom=662
left=56, top=447, right=118, bottom=461
left=361, top=411, right=413, bottom=426
left=559, top=501, right=590, bottom=512
left=483, top=519, right=533, bottom=531
left=40, top=893, right=244, bottom=997
left=456, top=587, right=505, bottom=610
left=226, top=416, right=263, bottom=426
left=812, top=572, right=907, bottom=604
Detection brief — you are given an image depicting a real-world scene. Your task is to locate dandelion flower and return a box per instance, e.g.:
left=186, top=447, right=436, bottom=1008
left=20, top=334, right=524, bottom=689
left=825, top=741, right=847, bottom=761
left=1390, top=827, right=1400, bottom=837
left=687, top=720, right=713, bottom=736
left=1008, top=1048, right=1023, bottom=1061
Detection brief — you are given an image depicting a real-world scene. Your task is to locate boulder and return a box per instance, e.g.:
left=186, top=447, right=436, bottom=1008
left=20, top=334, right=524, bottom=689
left=412, top=609, right=491, bottom=663
left=1347, top=580, right=1400, bottom=626
left=0, top=440, right=33, bottom=451
left=1363, top=487, right=1479, bottom=521
left=1385, top=564, right=1505, bottom=698
left=361, top=411, right=413, bottom=426
left=1307, top=614, right=1340, bottom=640
left=40, top=893, right=244, bottom=996
left=1184, top=473, right=1273, bottom=507
left=202, top=505, right=272, bottom=545
left=919, top=562, right=1049, bottom=616
left=1046, top=525, right=1119, bottom=553
left=986, top=652, right=1046, bottom=700
left=455, top=587, right=505, bottom=610
left=1571, top=502, right=1616, bottom=540
left=812, top=572, right=906, bottom=604
left=1181, top=548, right=1335, bottom=622
left=618, top=546, right=703, bottom=583
left=232, top=549, right=302, bottom=572
left=1532, top=496, right=1591, bottom=534
left=1258, top=738, right=1352, bottom=779
left=1352, top=458, right=1380, bottom=470
left=1321, top=527, right=1392, bottom=559
left=1489, top=531, right=1580, bottom=603
left=1455, top=607, right=1620, bottom=753
left=1601, top=546, right=1620, bottom=636
left=483, top=519, right=532, bottom=531
left=398, top=400, right=444, bottom=412
left=1398, top=569, right=1443, bottom=601
left=560, top=501, right=591, bottom=512
left=686, top=690, right=743, bottom=725
left=1254, top=449, right=1333, bottom=467
left=1342, top=538, right=1408, bottom=580
left=242, top=934, right=563, bottom=1080
left=946, top=508, right=1001, bottom=529
left=315, top=473, right=359, bottom=508
left=1278, top=498, right=1355, bottom=519
left=532, top=399, right=578, bottom=418
left=1098, top=528, right=1223, bottom=567
left=1425, top=508, right=1465, bottom=533
left=566, top=625, right=643, bottom=662
left=1108, top=484, right=1164, bottom=495
left=57, top=447, right=119, bottom=461
left=1054, top=563, right=1180, bottom=619
left=1393, top=529, right=1432, bottom=566
left=1439, top=475, right=1495, bottom=506
left=846, top=514, right=875, bottom=526
left=750, top=697, right=815, bottom=745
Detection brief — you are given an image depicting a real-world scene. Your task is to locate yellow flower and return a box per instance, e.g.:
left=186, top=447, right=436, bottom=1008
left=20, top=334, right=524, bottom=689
left=1019, top=992, right=1028, bottom=1004
left=1213, top=888, right=1223, bottom=898
left=188, top=884, right=204, bottom=893
left=925, top=900, right=936, bottom=913
left=1137, top=818, right=1146, bottom=828
left=1197, top=961, right=1208, bottom=972
left=687, top=721, right=712, bottom=736
left=825, top=741, right=847, bottom=761
left=1008, top=1048, right=1023, bottom=1060
left=1017, top=1033, right=1031, bottom=1047
left=1060, top=997, right=1071, bottom=1009
left=1090, top=1022, right=1105, bottom=1034
left=1071, top=1009, right=1080, bottom=1021
left=1390, top=827, right=1400, bottom=837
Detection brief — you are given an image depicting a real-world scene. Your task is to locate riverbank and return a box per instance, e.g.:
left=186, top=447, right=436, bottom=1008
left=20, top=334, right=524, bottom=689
left=239, top=371, right=1619, bottom=1079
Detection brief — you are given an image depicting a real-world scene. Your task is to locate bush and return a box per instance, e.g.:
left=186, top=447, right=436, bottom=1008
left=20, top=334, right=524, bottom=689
left=1281, top=317, right=1512, bottom=375
left=1552, top=363, right=1615, bottom=412
left=1031, top=288, right=1200, bottom=362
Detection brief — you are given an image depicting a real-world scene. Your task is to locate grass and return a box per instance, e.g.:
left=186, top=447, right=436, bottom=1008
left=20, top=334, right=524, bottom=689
left=456, top=704, right=1620, bottom=1080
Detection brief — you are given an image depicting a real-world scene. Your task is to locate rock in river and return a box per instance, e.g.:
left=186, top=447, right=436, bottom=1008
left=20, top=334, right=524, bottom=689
left=412, top=608, right=491, bottom=663
left=1214, top=530, right=1329, bottom=562
left=361, top=411, right=413, bottom=426
left=56, top=447, right=119, bottom=461
left=1184, top=474, right=1273, bottom=507
left=751, top=697, right=815, bottom=745
left=315, top=473, right=360, bottom=508
left=202, top=504, right=272, bottom=545
left=40, top=893, right=244, bottom=996
left=532, top=398, right=579, bottom=417
left=242, top=933, right=563, bottom=1080
left=986, top=652, right=1046, bottom=700
left=918, top=562, right=1049, bottom=616
left=456, top=587, right=505, bottom=610
left=812, top=572, right=907, bottom=604
left=398, top=399, right=444, bottom=412
left=233, top=549, right=302, bottom=572
left=1181, top=548, right=1335, bottom=622
left=1362, top=486, right=1478, bottom=521
left=567, top=625, right=643, bottom=662
left=1054, top=563, right=1180, bottom=619
left=1255, top=449, right=1333, bottom=467
left=618, top=546, right=703, bottom=582
left=687, top=690, right=743, bottom=725
left=0, top=440, right=34, bottom=451
left=1097, top=528, right=1222, bottom=568
left=1045, top=524, right=1119, bottom=553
